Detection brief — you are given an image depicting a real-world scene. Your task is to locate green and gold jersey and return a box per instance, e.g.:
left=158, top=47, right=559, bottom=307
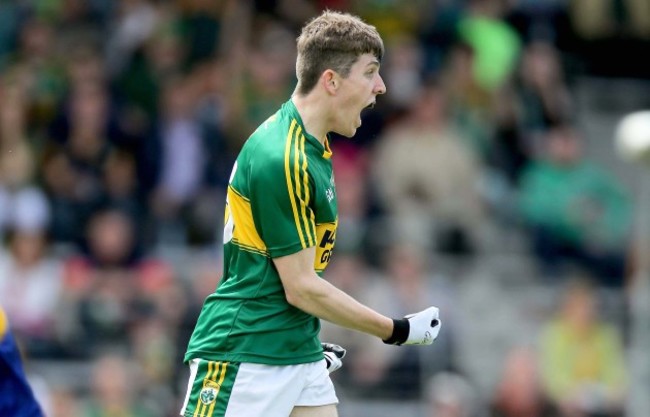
left=185, top=99, right=338, bottom=365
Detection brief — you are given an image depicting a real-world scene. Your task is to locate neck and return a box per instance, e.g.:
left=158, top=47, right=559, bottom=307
left=291, top=93, right=329, bottom=145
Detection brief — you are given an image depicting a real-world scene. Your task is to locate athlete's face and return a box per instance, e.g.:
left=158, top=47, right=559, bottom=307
left=332, top=54, right=386, bottom=137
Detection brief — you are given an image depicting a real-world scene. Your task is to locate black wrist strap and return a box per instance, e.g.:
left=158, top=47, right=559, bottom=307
left=383, top=318, right=409, bottom=345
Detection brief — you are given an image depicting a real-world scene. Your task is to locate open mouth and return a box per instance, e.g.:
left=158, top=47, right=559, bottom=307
left=360, top=102, right=375, bottom=117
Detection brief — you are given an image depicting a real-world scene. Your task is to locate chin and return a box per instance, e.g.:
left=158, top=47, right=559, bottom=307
left=344, top=128, right=358, bottom=138
left=333, top=127, right=357, bottom=138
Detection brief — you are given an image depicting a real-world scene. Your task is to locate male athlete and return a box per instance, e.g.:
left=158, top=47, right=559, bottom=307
left=181, top=10, right=441, bottom=417
left=0, top=306, right=44, bottom=417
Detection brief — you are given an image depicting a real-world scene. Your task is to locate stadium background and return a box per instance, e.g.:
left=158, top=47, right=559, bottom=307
left=0, top=0, right=649, bottom=416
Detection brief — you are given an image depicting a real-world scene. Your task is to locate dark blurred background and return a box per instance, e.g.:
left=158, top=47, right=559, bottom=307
left=1, top=0, right=649, bottom=416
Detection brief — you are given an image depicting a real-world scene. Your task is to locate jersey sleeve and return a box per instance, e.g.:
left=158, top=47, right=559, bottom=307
left=249, top=139, right=317, bottom=258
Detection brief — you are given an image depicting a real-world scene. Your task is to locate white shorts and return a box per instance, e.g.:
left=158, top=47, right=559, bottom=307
left=180, top=359, right=338, bottom=417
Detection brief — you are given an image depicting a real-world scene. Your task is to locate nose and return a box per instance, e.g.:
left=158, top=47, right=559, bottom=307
left=374, top=73, right=386, bottom=95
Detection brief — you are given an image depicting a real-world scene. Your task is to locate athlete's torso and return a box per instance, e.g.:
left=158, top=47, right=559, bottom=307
left=185, top=100, right=338, bottom=364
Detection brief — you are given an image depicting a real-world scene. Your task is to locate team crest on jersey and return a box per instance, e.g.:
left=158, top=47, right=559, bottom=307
left=200, top=380, right=220, bottom=404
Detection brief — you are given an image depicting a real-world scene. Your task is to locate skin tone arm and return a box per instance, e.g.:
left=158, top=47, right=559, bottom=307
left=273, top=247, right=394, bottom=340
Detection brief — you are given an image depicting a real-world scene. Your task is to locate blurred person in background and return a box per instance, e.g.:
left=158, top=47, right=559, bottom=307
left=83, top=353, right=154, bottom=417
left=490, top=346, right=558, bottom=417
left=518, top=124, right=631, bottom=287
left=426, top=371, right=479, bottom=417
left=48, top=387, right=81, bottom=417
left=0, top=76, right=58, bottom=355
left=105, top=0, right=162, bottom=78
left=148, top=75, right=214, bottom=246
left=96, top=148, right=148, bottom=240
left=515, top=42, right=573, bottom=139
left=8, top=16, right=66, bottom=132
left=44, top=78, right=118, bottom=245
left=456, top=0, right=522, bottom=94
left=539, top=279, right=626, bottom=417
left=442, top=41, right=494, bottom=159
left=372, top=78, right=487, bottom=255
left=130, top=313, right=181, bottom=415
left=0, top=304, right=44, bottom=417
left=0, top=223, right=62, bottom=358
left=0, top=72, right=50, bottom=240
left=225, top=17, right=298, bottom=144
left=59, top=208, right=173, bottom=357
left=490, top=41, right=574, bottom=187
left=505, top=0, right=572, bottom=46
left=380, top=34, right=425, bottom=113
left=40, top=148, right=88, bottom=245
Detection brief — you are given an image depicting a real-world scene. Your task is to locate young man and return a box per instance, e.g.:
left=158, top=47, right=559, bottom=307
left=181, top=10, right=441, bottom=417
left=0, top=306, right=44, bottom=417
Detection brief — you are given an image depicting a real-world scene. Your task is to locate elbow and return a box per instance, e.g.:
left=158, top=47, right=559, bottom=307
left=284, top=286, right=306, bottom=309
left=283, top=281, right=322, bottom=311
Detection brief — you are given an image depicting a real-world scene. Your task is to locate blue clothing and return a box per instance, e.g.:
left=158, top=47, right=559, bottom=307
left=0, top=307, right=44, bottom=417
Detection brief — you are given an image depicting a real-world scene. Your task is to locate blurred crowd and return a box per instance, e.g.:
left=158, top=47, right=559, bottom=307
left=0, top=0, right=649, bottom=416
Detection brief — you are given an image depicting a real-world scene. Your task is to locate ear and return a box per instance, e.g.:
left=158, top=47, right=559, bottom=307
left=322, top=70, right=339, bottom=95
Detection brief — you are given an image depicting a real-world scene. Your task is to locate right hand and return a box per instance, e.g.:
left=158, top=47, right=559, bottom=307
left=322, top=342, right=346, bottom=373
left=404, top=306, right=441, bottom=345
left=383, top=306, right=441, bottom=346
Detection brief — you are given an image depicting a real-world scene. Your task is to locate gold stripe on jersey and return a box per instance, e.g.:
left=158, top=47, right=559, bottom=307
left=301, top=134, right=317, bottom=241
left=285, top=120, right=308, bottom=248
left=206, top=362, right=228, bottom=417
left=231, top=239, right=270, bottom=257
left=229, top=186, right=267, bottom=254
left=295, top=127, right=315, bottom=246
left=193, top=360, right=212, bottom=417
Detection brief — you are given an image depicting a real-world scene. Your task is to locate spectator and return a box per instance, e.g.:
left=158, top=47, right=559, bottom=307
left=457, top=0, right=522, bottom=92
left=0, top=225, right=62, bottom=357
left=442, top=41, right=494, bottom=159
left=539, top=279, right=627, bottom=417
left=516, top=42, right=573, bottom=137
left=10, top=17, right=67, bottom=131
left=489, top=41, right=573, bottom=187
left=59, top=208, right=172, bottom=356
left=83, top=353, right=154, bottom=417
left=490, top=346, right=558, bottom=417
left=427, top=371, right=480, bottom=417
left=47, top=387, right=81, bottom=417
left=148, top=75, right=213, bottom=245
left=372, top=79, right=487, bottom=254
left=519, top=124, right=631, bottom=287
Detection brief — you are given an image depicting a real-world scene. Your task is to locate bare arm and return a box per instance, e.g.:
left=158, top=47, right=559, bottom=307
left=273, top=247, right=394, bottom=340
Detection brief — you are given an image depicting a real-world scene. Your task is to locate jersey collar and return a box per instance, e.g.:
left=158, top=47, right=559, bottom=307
left=286, top=99, right=333, bottom=160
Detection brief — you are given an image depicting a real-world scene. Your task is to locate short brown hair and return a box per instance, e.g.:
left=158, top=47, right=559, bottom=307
left=295, top=10, right=384, bottom=95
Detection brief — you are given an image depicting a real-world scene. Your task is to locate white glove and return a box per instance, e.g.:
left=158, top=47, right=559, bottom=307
left=322, top=342, right=346, bottom=373
left=383, top=306, right=441, bottom=346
